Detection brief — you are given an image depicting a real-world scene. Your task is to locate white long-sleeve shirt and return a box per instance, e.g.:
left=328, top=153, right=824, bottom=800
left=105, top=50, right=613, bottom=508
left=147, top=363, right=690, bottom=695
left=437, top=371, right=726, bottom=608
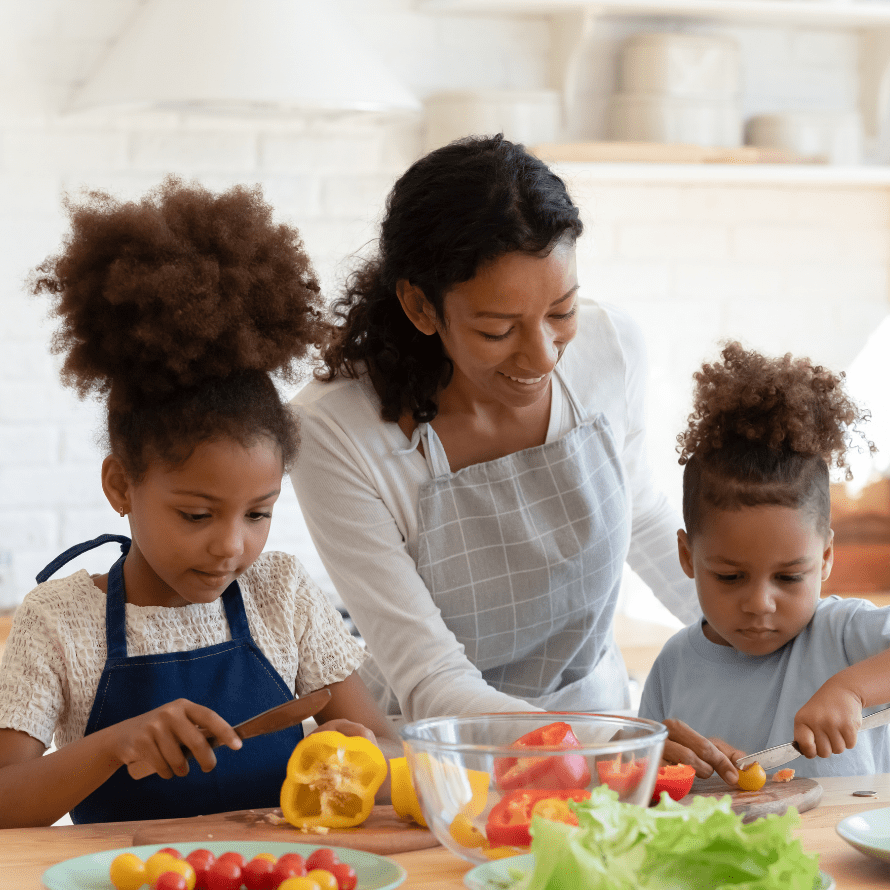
left=290, top=299, right=697, bottom=720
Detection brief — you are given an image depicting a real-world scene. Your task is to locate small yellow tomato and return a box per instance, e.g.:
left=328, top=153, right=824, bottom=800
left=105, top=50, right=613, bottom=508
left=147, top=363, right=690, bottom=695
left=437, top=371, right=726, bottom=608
left=254, top=852, right=278, bottom=863
left=156, top=858, right=196, bottom=890
left=307, top=869, right=339, bottom=890
left=449, top=813, right=485, bottom=848
left=737, top=761, right=767, bottom=792
left=109, top=853, right=146, bottom=890
left=144, top=852, right=181, bottom=887
left=278, top=878, right=322, bottom=890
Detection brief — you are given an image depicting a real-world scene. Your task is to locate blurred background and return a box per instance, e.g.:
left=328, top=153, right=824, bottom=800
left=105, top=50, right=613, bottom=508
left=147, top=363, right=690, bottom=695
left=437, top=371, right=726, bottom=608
left=1, top=0, right=889, bottom=648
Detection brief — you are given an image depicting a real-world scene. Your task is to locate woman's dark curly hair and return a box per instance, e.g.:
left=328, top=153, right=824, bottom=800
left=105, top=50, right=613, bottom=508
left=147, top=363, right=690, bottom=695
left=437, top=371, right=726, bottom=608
left=318, top=134, right=584, bottom=423
left=679, top=341, right=874, bottom=539
left=31, top=178, right=328, bottom=479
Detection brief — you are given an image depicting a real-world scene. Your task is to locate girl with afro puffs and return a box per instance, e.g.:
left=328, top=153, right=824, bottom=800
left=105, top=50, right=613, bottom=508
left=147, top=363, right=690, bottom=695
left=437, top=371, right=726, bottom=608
left=640, top=342, right=890, bottom=783
left=0, top=180, right=398, bottom=827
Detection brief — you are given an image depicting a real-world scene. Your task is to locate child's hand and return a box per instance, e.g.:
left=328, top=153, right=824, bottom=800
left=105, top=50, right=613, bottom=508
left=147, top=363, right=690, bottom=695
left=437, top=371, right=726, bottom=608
left=662, top=718, right=743, bottom=785
left=794, top=683, right=863, bottom=759
left=107, top=699, right=242, bottom=780
left=311, top=718, right=377, bottom=744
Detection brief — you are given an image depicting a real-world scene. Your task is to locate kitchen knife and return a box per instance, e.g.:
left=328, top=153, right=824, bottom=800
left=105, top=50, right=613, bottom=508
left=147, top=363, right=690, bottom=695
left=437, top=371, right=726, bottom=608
left=127, top=687, right=332, bottom=780
left=735, top=704, right=890, bottom=771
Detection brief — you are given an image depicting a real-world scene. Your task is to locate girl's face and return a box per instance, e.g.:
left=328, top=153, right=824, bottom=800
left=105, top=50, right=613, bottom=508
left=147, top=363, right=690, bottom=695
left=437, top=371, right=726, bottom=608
left=431, top=241, right=580, bottom=411
left=679, top=504, right=833, bottom=656
left=114, top=437, right=283, bottom=608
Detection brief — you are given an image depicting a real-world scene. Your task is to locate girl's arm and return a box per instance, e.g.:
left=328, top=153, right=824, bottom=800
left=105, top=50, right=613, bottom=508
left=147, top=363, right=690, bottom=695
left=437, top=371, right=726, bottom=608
left=0, top=701, right=242, bottom=828
left=794, top=646, right=890, bottom=759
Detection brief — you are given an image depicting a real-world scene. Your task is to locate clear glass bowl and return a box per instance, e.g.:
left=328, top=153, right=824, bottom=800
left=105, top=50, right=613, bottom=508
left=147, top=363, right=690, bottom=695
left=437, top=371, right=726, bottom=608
left=399, top=712, right=668, bottom=865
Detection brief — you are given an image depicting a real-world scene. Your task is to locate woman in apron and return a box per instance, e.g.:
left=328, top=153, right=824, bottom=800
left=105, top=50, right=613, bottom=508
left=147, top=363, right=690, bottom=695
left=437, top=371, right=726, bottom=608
left=0, top=180, right=396, bottom=827
left=291, top=135, right=699, bottom=722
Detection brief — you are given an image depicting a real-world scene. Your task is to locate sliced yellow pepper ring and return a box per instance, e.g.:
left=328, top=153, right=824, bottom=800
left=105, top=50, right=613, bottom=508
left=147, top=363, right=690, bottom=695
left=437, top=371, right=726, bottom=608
left=389, top=756, right=427, bottom=827
left=280, top=731, right=388, bottom=829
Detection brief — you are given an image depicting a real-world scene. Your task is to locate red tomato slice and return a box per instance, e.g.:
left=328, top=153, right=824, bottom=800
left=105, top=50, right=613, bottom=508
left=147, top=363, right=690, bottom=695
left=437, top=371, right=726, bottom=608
left=485, top=787, right=591, bottom=848
left=494, top=721, right=592, bottom=791
left=650, top=763, right=696, bottom=803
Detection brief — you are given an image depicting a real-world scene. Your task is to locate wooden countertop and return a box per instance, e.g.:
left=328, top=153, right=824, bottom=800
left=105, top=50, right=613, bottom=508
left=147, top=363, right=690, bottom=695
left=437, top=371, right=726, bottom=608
left=5, top=775, right=890, bottom=889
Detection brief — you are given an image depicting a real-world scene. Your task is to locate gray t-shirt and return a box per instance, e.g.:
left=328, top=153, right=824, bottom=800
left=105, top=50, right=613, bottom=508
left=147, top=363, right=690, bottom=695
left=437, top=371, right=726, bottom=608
left=639, top=596, right=890, bottom=778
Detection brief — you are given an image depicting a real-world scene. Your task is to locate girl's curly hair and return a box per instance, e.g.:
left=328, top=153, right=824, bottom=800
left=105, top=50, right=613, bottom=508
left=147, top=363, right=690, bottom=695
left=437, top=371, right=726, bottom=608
left=679, top=341, right=874, bottom=538
left=31, top=178, right=329, bottom=478
left=318, top=134, right=583, bottom=423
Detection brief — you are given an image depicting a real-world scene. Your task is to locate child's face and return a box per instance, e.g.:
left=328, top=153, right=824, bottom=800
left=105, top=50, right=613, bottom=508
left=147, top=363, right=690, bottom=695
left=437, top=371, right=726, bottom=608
left=678, top=504, right=833, bottom=656
left=118, top=437, right=283, bottom=607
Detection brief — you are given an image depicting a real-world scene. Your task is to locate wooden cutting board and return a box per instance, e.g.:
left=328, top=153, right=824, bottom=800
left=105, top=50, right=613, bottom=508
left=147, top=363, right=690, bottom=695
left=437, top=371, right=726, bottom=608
left=684, top=776, right=823, bottom=822
left=131, top=804, right=440, bottom=854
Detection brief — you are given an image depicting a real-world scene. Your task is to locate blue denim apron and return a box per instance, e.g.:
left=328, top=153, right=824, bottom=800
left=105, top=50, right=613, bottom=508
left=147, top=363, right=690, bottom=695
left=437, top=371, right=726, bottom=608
left=36, top=534, right=303, bottom=824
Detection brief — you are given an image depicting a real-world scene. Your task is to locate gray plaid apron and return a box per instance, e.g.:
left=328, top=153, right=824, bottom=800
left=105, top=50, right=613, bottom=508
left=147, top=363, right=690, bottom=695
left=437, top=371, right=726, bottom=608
left=362, top=367, right=632, bottom=715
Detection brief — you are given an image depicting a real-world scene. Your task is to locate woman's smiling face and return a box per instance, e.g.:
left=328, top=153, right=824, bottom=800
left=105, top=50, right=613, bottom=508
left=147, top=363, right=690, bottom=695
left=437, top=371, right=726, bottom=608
left=433, top=241, right=580, bottom=411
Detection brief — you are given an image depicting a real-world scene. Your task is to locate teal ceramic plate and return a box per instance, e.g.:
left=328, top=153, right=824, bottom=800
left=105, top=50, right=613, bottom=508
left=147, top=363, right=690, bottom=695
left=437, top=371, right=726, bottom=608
left=42, top=840, right=407, bottom=890
left=837, top=805, right=890, bottom=864
left=463, top=853, right=835, bottom=890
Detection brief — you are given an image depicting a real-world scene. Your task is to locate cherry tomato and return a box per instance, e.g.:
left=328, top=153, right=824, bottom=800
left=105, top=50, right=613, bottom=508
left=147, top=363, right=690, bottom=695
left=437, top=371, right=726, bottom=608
left=185, top=849, right=215, bottom=890
left=737, top=761, right=767, bottom=792
left=205, top=857, right=242, bottom=890
left=156, top=873, right=188, bottom=890
left=215, top=851, right=245, bottom=869
left=242, top=856, right=276, bottom=890
left=328, top=863, right=358, bottom=890
left=278, top=879, right=322, bottom=890
left=158, top=847, right=183, bottom=859
left=307, top=869, right=339, bottom=890
left=109, top=852, right=146, bottom=890
left=305, top=849, right=339, bottom=872
left=270, top=853, right=307, bottom=887
left=146, top=852, right=182, bottom=887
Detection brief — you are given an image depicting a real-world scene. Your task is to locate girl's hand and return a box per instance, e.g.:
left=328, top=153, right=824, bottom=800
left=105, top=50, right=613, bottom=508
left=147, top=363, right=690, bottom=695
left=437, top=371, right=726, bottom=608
left=794, top=683, right=862, bottom=759
left=661, top=718, right=742, bottom=786
left=310, top=718, right=377, bottom=744
left=108, top=699, right=242, bottom=780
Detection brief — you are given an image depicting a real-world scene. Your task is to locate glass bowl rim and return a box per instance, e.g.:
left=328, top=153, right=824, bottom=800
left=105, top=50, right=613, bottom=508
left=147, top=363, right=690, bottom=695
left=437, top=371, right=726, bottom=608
left=398, top=710, right=668, bottom=756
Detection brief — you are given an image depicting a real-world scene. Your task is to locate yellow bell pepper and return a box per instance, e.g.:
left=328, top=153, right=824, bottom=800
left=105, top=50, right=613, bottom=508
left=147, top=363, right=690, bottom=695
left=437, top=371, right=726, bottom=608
left=389, top=756, right=427, bottom=827
left=280, top=731, right=387, bottom=829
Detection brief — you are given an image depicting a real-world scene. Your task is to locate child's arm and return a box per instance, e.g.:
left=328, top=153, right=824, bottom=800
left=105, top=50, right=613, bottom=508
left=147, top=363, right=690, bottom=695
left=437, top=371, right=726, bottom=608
left=661, top=718, right=744, bottom=785
left=794, top=646, right=890, bottom=759
left=0, top=700, right=243, bottom=828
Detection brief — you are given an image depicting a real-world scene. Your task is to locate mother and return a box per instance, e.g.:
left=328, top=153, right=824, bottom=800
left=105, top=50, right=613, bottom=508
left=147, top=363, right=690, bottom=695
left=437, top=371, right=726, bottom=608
left=291, top=134, right=698, bottom=721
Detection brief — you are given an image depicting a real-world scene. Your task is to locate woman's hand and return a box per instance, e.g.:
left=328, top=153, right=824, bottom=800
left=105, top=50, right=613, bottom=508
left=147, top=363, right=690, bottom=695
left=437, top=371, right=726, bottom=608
left=661, top=718, right=743, bottom=786
left=108, top=698, right=242, bottom=780
left=794, top=682, right=862, bottom=759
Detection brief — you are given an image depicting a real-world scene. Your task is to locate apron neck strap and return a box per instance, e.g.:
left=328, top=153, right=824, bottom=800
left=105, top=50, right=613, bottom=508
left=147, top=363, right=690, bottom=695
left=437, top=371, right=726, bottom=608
left=36, top=534, right=131, bottom=585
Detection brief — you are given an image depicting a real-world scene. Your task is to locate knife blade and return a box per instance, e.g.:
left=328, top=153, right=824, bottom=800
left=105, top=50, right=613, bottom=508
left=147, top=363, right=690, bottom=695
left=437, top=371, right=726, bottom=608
left=128, top=687, right=332, bottom=780
left=735, top=703, right=890, bottom=771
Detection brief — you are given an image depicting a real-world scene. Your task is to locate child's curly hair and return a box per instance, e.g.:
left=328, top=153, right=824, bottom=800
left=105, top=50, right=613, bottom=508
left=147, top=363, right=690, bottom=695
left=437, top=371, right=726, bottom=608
left=31, top=178, right=329, bottom=478
left=679, top=341, right=874, bottom=539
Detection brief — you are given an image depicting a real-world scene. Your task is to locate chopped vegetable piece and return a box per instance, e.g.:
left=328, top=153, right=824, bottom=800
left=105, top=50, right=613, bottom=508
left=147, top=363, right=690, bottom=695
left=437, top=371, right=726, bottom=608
left=486, top=787, right=591, bottom=847
left=650, top=763, right=695, bottom=803
left=773, top=768, right=795, bottom=783
left=495, top=722, right=591, bottom=790
left=389, top=756, right=427, bottom=827
left=737, top=761, right=767, bottom=792
left=596, top=758, right=647, bottom=797
left=280, top=731, right=387, bottom=829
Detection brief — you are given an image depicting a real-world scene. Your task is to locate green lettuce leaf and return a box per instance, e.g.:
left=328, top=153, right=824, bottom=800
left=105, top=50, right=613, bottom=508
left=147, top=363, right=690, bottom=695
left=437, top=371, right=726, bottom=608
left=512, top=785, right=819, bottom=890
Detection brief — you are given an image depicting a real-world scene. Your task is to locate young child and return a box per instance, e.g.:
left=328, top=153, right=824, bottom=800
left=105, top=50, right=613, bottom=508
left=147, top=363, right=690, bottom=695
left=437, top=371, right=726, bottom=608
left=639, top=341, right=889, bottom=781
left=0, top=180, right=398, bottom=827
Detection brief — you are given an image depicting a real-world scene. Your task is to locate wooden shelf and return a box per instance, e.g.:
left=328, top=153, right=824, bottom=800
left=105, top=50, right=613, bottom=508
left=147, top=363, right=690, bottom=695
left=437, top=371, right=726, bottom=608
left=419, top=0, right=890, bottom=26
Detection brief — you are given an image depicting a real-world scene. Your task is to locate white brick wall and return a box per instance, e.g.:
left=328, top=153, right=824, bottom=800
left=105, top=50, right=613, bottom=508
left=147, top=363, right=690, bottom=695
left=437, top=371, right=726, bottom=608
left=1, top=0, right=889, bottom=618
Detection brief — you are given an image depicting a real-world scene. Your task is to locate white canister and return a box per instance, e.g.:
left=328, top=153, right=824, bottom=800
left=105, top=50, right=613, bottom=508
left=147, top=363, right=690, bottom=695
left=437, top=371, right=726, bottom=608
left=745, top=112, right=863, bottom=164
left=619, top=33, right=741, bottom=99
left=607, top=94, right=743, bottom=147
left=423, top=90, right=562, bottom=153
